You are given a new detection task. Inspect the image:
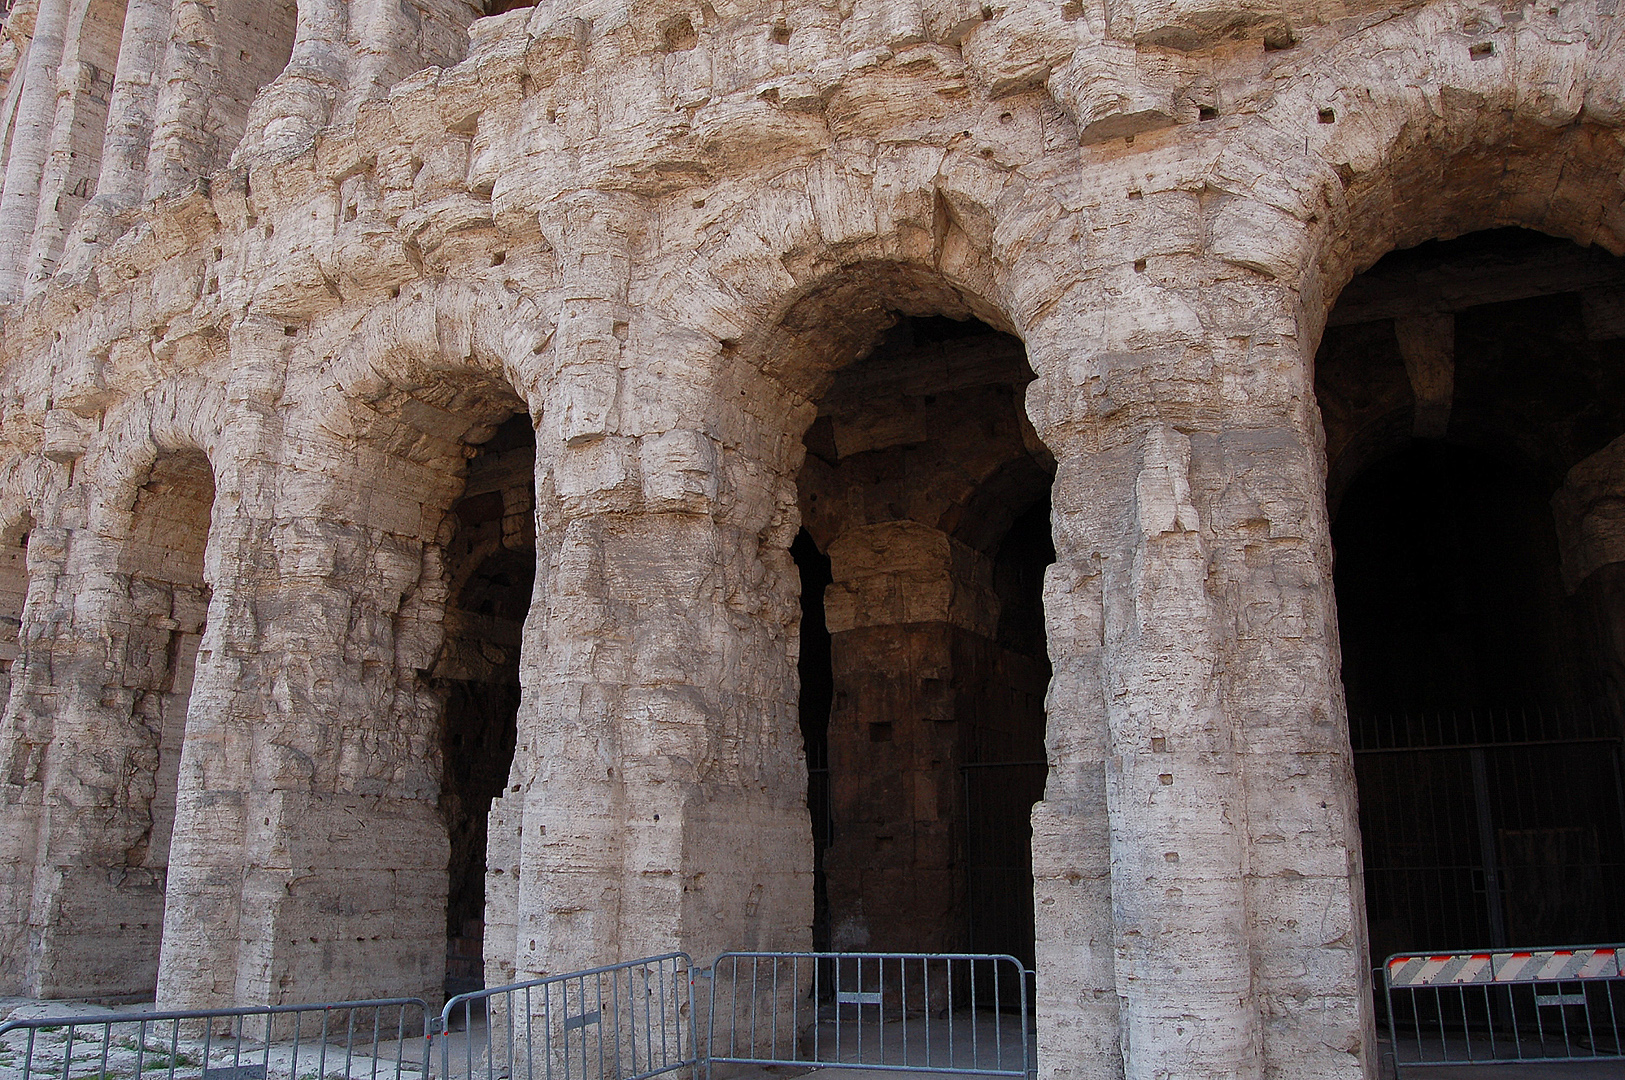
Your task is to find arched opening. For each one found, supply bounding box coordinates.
[118,448,215,993]
[0,518,31,713]
[1317,228,1625,959]
[432,411,533,996]
[212,0,297,164]
[793,302,1054,970]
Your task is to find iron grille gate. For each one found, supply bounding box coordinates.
[702,952,1035,1079]
[1352,709,1625,960]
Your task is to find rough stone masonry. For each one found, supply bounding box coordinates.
[0,0,1623,1078]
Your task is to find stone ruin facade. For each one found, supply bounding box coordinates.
[1,0,1625,1076]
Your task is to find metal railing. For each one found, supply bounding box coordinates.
[432,954,693,1080]
[703,952,1033,1078]
[1384,944,1625,1072]
[0,998,430,1080]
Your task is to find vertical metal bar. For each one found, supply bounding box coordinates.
[1533,983,1549,1058]
[1022,957,1033,1078]
[748,956,758,1062]
[614,962,625,1080]
[1509,984,1525,1061]
[345,1005,358,1078]
[134,1019,148,1079]
[877,954,885,1066]
[319,1008,332,1080]
[900,956,909,1068]
[1557,983,1574,1058]
[292,1009,304,1080]
[1457,985,1472,1062]
[969,957,979,1069]
[947,956,955,1071]
[811,955,822,1067]
[705,961,718,1080]
[1469,748,1507,948]
[788,956,799,1066]
[853,956,862,1065]
[593,973,605,1080]
[922,956,931,1068]
[994,957,1003,1071]
[769,954,779,1059]
[95,1024,110,1080]
[368,1005,381,1080]
[541,985,554,1080]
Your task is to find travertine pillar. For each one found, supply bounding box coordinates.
[819,520,995,954]
[499,198,812,978]
[24,0,128,293]
[55,0,171,274]
[1024,269,1371,1080]
[0,512,66,995]
[0,0,70,301]
[343,0,478,117]
[235,0,345,165]
[144,0,295,199]
[157,319,449,1007]
[506,428,813,979]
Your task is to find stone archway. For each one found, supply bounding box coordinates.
[1314,228,1625,961]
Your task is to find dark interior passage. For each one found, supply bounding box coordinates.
[795,311,1053,970]
[435,413,534,996]
[117,449,216,993]
[794,531,833,951]
[0,522,29,714]
[1333,443,1586,718]
[1318,229,1625,959]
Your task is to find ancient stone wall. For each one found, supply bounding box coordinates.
[0,1,1621,1078]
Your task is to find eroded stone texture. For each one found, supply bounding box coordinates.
[0,1,1621,1078]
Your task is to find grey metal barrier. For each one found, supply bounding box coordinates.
[0,998,431,1080]
[433,953,693,1080]
[703,952,1033,1078]
[1384,945,1624,1072]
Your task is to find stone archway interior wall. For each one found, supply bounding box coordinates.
[116,449,214,926]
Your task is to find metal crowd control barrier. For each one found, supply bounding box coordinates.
[0,998,431,1080]
[433,953,694,1080]
[703,952,1033,1078]
[1384,944,1625,1072]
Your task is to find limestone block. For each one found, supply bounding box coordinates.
[40,408,96,462]
[639,428,718,512]
[554,362,620,447]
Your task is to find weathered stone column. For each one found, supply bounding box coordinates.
[818,520,995,954]
[507,425,813,977]
[0,493,68,995]
[157,318,449,1007]
[233,0,346,166]
[499,194,811,980]
[0,0,70,301]
[54,0,171,276]
[343,0,476,118]
[1024,262,1371,1080]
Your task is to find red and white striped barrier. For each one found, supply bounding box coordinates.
[1387,947,1619,987]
